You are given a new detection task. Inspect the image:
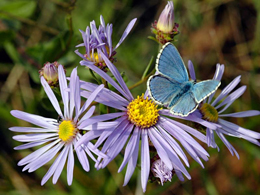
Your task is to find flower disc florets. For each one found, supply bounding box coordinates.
[127,94,160,128]
[58,120,78,143]
[199,103,219,123]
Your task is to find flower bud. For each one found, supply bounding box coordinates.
[151,159,172,185]
[157,1,174,33]
[39,62,59,87]
[150,1,179,44]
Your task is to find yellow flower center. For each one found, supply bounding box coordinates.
[199,103,219,123]
[89,52,103,63]
[58,120,78,143]
[127,94,160,128]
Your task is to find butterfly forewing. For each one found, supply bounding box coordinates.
[156,43,189,83]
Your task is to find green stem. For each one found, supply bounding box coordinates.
[89,69,101,84]
[128,71,155,90]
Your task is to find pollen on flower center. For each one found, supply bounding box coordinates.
[127,94,160,128]
[199,103,219,123]
[58,120,78,143]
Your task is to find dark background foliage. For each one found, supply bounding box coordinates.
[0,0,259,194]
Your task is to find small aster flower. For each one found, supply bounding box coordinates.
[39,61,60,87]
[167,62,260,158]
[75,15,137,71]
[10,65,114,185]
[77,53,209,192]
[151,158,172,185]
[151,1,179,44]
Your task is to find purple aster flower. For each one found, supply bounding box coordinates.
[9,65,115,185]
[75,15,137,71]
[164,62,260,158]
[76,53,209,192]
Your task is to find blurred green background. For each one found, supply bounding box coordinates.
[0,0,260,194]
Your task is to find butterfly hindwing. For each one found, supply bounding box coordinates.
[192,80,220,103]
[170,91,198,116]
[156,43,189,83]
[148,75,182,105]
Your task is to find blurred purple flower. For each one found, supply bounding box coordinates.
[76,54,209,192]
[151,159,172,185]
[75,15,137,71]
[165,62,260,159]
[9,65,113,185]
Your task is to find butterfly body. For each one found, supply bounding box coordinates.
[148,43,220,117]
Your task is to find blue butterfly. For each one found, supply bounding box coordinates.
[147,43,220,117]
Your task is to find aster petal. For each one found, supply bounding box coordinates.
[96,117,128,151]
[141,129,150,192]
[162,118,209,157]
[77,112,124,130]
[75,143,90,172]
[58,66,69,119]
[75,49,89,61]
[208,64,225,103]
[68,68,78,119]
[161,115,206,143]
[100,52,133,101]
[11,110,57,129]
[53,145,69,184]
[159,109,220,130]
[150,127,191,176]
[67,144,74,185]
[206,128,219,150]
[215,131,239,159]
[80,81,129,106]
[101,123,134,168]
[156,125,189,166]
[41,76,63,118]
[9,127,57,133]
[211,75,241,106]
[85,26,90,56]
[83,121,119,131]
[148,128,173,170]
[18,139,60,166]
[123,129,140,186]
[94,118,126,150]
[114,18,137,50]
[219,110,260,118]
[80,61,131,100]
[78,106,96,125]
[14,137,57,150]
[76,114,125,148]
[217,86,247,113]
[26,142,63,172]
[76,84,104,122]
[81,90,127,110]
[188,60,196,81]
[118,127,141,172]
[218,119,260,139]
[74,76,81,119]
[107,24,113,56]
[13,133,58,142]
[40,145,68,185]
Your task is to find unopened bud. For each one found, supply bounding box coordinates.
[157,1,174,33]
[39,62,59,87]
